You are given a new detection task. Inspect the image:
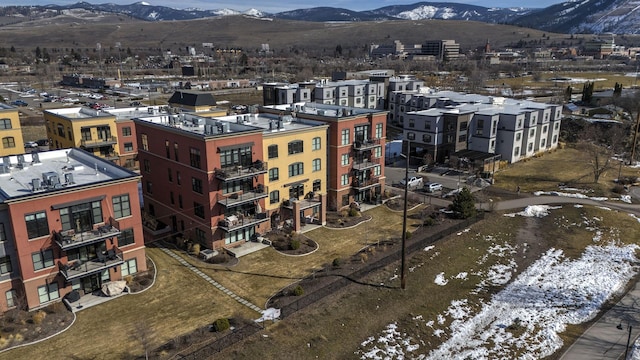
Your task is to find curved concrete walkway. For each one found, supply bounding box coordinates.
[158,247,262,313]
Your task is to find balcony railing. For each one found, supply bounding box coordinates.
[352,157,380,171]
[103,151,119,161]
[218,212,268,232]
[80,136,117,148]
[54,224,121,251]
[352,176,380,190]
[353,138,381,151]
[215,160,268,181]
[217,185,268,208]
[58,248,124,281]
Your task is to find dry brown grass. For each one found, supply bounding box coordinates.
[4,247,254,359]
[486,71,640,91]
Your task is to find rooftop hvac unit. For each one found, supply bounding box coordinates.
[17,154,25,165]
[31,178,42,191]
[64,172,74,185]
[0,164,9,174]
[2,156,10,167]
[236,116,243,124]
[42,172,60,187]
[31,152,40,164]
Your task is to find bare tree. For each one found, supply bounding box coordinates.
[133,321,154,360]
[578,123,621,183]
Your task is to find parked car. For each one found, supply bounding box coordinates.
[35,139,49,146]
[424,182,443,193]
[24,141,38,148]
[400,176,423,188]
[11,100,28,107]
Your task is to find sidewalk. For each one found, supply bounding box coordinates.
[561,278,640,360]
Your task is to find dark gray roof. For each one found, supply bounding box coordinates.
[168,91,216,107]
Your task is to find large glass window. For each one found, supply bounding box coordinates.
[112,195,131,219]
[121,259,137,276]
[312,158,321,172]
[192,177,203,194]
[5,290,16,308]
[270,190,279,204]
[2,137,15,148]
[25,211,49,239]
[60,201,103,231]
[269,168,279,181]
[341,129,350,145]
[313,180,321,192]
[0,119,12,129]
[141,134,148,150]
[288,140,304,155]
[32,249,54,271]
[341,154,349,166]
[376,123,383,139]
[0,256,12,275]
[37,282,59,304]
[288,162,304,177]
[341,174,349,186]
[190,147,201,169]
[174,142,179,162]
[122,127,132,136]
[220,146,252,168]
[268,145,278,159]
[312,137,321,150]
[118,228,135,247]
[124,142,133,152]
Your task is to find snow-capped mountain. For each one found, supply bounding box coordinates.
[1,0,640,34]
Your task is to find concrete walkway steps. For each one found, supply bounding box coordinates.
[158,247,262,313]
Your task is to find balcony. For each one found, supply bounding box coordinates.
[352,157,380,171]
[58,248,124,281]
[103,151,119,161]
[217,185,268,208]
[218,212,268,232]
[80,136,117,149]
[352,176,380,190]
[54,224,121,251]
[215,160,268,181]
[353,138,381,151]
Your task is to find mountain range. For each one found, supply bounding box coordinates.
[0,0,639,34]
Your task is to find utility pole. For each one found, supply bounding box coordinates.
[400,140,409,290]
[630,111,640,166]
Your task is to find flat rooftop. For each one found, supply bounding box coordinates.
[266,102,383,118]
[0,104,15,111]
[44,107,113,120]
[0,148,138,202]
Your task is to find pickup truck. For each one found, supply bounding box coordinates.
[400,176,423,188]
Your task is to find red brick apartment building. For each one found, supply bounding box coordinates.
[0,149,146,311]
[262,103,388,211]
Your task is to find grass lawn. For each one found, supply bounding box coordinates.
[493,146,640,197]
[216,205,640,359]
[4,247,254,360]
[486,71,640,91]
[170,205,425,310]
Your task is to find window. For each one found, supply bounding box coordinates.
[288,140,304,155]
[268,145,278,159]
[528,143,533,152]
[174,142,179,162]
[141,134,148,151]
[178,194,183,209]
[288,162,304,177]
[424,122,431,130]
[342,194,350,206]
[143,159,150,173]
[165,140,170,158]
[313,180,321,192]
[0,223,6,242]
[148,204,155,217]
[190,148,201,169]
[553,135,558,144]
[25,211,49,239]
[0,119,11,129]
[529,129,535,137]
[124,142,133,152]
[32,249,54,271]
[122,127,132,136]
[554,122,559,130]
[341,174,349,186]
[2,137,15,148]
[422,134,432,143]
[60,201,103,231]
[514,147,520,156]
[341,129,350,145]
[194,202,205,218]
[312,137,321,150]
[120,258,137,276]
[113,194,131,219]
[312,158,321,172]
[374,147,381,158]
[192,177,203,194]
[270,190,280,204]
[289,184,304,199]
[341,154,349,166]
[407,132,415,140]
[170,191,174,205]
[269,168,279,181]
[58,124,65,138]
[516,133,521,141]
[542,125,548,134]
[220,146,252,168]
[408,119,415,128]
[376,123,383,139]
[476,119,484,136]
[458,134,467,142]
[459,121,468,131]
[167,168,173,182]
[118,228,135,247]
[5,290,16,308]
[37,282,59,304]
[146,181,153,194]
[374,165,381,176]
[177,171,181,185]
[0,256,12,275]
[195,228,206,243]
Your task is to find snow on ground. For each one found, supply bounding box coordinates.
[534,191,608,201]
[503,205,562,218]
[255,308,280,323]
[359,206,640,359]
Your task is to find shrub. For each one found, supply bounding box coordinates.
[212,318,230,332]
[293,285,304,296]
[124,275,134,285]
[612,184,625,194]
[424,217,436,226]
[332,258,342,267]
[359,252,368,263]
[290,239,300,250]
[349,208,361,217]
[191,243,200,256]
[340,209,349,218]
[405,231,412,239]
[31,310,46,325]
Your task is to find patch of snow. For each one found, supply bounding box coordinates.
[435,272,448,286]
[534,191,608,201]
[255,308,280,323]
[504,205,562,218]
[457,228,471,235]
[424,245,435,252]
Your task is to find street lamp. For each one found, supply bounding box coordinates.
[617,321,633,359]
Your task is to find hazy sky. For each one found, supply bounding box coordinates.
[6,0,565,13]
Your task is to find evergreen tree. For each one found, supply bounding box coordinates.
[449,188,476,219]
